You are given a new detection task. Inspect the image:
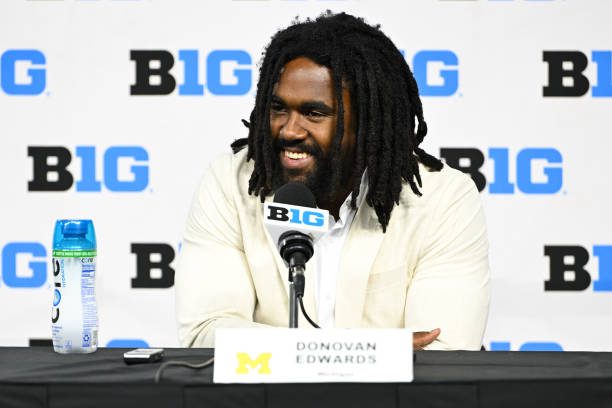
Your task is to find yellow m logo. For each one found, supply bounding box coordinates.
[235,352,272,374]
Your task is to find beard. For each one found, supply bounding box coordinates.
[271,138,349,208]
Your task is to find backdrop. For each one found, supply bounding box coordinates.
[1,0,610,351]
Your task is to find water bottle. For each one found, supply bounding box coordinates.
[51,219,98,354]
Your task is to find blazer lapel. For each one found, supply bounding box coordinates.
[335,202,385,328]
[260,195,290,296]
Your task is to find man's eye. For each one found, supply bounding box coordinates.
[270,103,285,112]
[306,111,325,118]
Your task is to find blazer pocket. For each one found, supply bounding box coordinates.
[366,263,409,293]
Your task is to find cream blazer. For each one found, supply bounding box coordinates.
[176,149,490,350]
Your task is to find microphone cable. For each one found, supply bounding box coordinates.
[154,356,215,383]
[298,296,320,329]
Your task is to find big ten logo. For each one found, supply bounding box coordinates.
[131,243,178,288]
[544,245,612,292]
[27,146,149,192]
[266,205,325,227]
[106,339,149,348]
[130,50,251,96]
[130,49,459,97]
[0,50,46,95]
[408,50,459,97]
[235,352,272,374]
[1,242,47,288]
[543,51,612,97]
[440,147,563,194]
[489,342,563,352]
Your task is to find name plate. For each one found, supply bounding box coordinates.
[213,328,413,383]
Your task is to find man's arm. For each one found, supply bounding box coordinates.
[404,171,490,350]
[175,154,267,348]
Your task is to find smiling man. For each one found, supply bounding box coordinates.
[176,12,490,350]
[269,56,356,220]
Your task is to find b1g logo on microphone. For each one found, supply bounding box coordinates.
[1,242,47,288]
[130,49,252,96]
[264,203,329,246]
[1,50,46,95]
[266,205,326,227]
[440,147,563,194]
[545,245,612,292]
[543,51,612,97]
[28,146,149,192]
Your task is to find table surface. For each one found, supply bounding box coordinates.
[2,348,612,408]
[2,347,612,384]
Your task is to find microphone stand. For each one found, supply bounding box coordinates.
[278,231,311,329]
[288,264,305,328]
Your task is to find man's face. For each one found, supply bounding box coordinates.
[269,57,355,205]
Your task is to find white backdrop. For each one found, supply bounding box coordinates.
[1,0,611,351]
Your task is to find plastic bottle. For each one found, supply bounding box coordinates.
[51,219,98,354]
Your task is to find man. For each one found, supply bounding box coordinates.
[176,12,490,350]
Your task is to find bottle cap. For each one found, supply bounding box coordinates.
[53,219,97,249]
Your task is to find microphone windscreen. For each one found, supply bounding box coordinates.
[273,182,317,208]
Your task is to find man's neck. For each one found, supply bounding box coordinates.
[319,186,353,221]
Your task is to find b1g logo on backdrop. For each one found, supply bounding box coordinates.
[130,50,252,96]
[0,50,46,95]
[440,147,563,194]
[27,146,149,192]
[1,242,47,288]
[489,341,563,352]
[545,245,612,292]
[131,243,177,289]
[543,51,612,97]
[1,242,179,289]
[129,49,459,97]
[411,50,458,97]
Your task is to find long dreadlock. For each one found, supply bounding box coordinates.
[232,11,443,232]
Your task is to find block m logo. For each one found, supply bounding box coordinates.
[235,352,272,374]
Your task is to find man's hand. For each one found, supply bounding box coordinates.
[413,328,441,350]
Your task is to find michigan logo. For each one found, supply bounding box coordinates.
[235,352,272,374]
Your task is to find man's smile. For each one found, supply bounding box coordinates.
[280,149,315,170]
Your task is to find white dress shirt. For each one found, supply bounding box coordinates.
[314,175,367,328]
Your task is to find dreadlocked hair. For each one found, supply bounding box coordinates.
[241,11,443,232]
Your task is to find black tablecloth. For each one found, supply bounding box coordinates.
[1,347,612,408]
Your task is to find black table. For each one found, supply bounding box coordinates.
[1,347,612,408]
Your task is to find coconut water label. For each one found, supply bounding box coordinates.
[52,250,98,353]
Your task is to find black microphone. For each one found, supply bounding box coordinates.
[263,183,330,285]
[273,183,317,277]
[263,183,329,327]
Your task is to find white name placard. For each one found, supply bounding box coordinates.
[213,328,413,383]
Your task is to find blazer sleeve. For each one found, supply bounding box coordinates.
[175,154,267,348]
[404,171,490,350]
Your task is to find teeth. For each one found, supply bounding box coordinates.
[284,151,310,160]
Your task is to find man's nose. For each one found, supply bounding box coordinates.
[279,112,306,140]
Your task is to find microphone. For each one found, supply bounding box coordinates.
[263,183,329,274]
[263,183,328,310]
[264,183,328,328]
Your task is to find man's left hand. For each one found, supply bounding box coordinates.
[413,328,441,350]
